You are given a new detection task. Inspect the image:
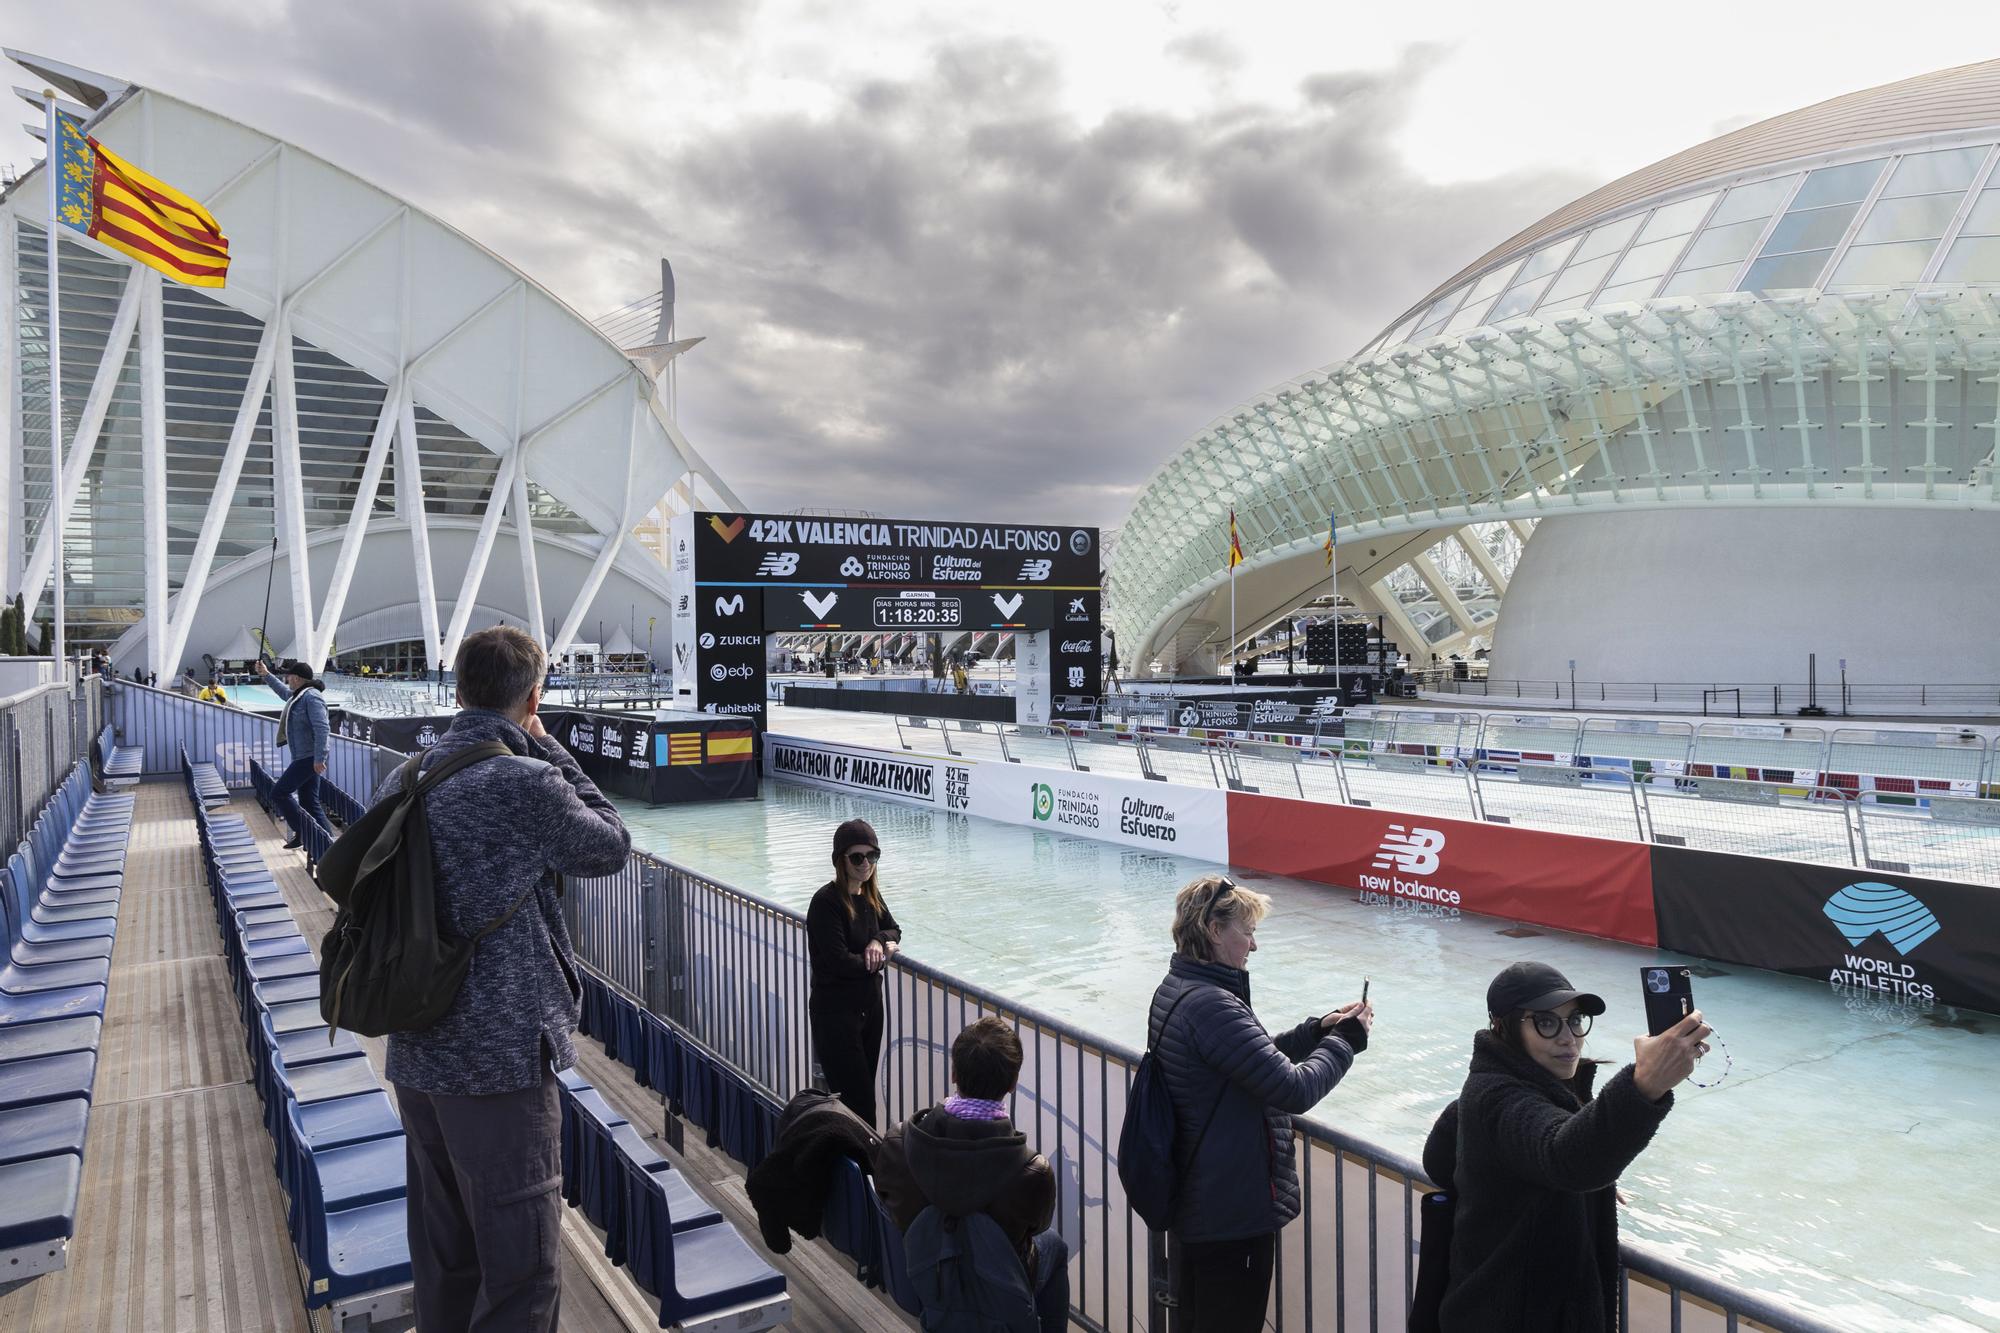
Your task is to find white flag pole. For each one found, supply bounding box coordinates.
[1228,513,1237,677]
[43,90,66,667]
[1330,520,1340,687]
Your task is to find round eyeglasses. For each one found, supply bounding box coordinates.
[1526,1010,1593,1039]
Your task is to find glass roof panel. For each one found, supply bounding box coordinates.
[1595,278,1661,305]
[1572,214,1644,263]
[1935,235,2000,281]
[1880,146,1988,198]
[1658,261,1742,297]
[1708,176,1796,226]
[1488,275,1553,321]
[1853,192,1962,244]
[1789,159,1885,210]
[1739,249,1833,292]
[1678,218,1767,269]
[1637,192,1717,244]
[1959,188,2000,236]
[1761,202,1861,255]
[1464,257,1524,304]
[1515,237,1577,283]
[1608,234,1688,286]
[1826,239,1937,287]
[1537,253,1616,310]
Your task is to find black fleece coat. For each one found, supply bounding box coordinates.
[746,1088,882,1253]
[1422,1032,1673,1333]
[873,1106,1056,1279]
[1146,954,1363,1243]
[806,880,902,1007]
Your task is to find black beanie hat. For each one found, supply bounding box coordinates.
[832,818,880,868]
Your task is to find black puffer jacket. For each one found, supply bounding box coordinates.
[1146,954,1361,1243]
[1426,1032,1672,1333]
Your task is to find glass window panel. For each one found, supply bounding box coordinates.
[1637,193,1716,245]
[1464,258,1524,304]
[1709,176,1796,226]
[1659,262,1747,297]
[1762,202,1861,255]
[1445,296,1498,333]
[1789,159,1885,211]
[1419,289,1463,325]
[1595,278,1662,305]
[1488,275,1553,321]
[1607,234,1687,286]
[1880,146,1987,198]
[1538,253,1617,309]
[1679,218,1768,269]
[1738,249,1833,292]
[1515,238,1576,283]
[1827,240,1938,287]
[1853,192,1963,244]
[1960,188,2000,236]
[1572,215,1644,263]
[1935,235,2000,282]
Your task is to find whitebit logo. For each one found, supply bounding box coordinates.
[992,592,1025,619]
[839,557,865,577]
[756,552,801,577]
[714,594,745,617]
[1371,825,1445,876]
[698,633,715,650]
[1018,559,1052,582]
[803,590,840,619]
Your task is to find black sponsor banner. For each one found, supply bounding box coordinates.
[695,512,1100,588]
[1650,846,2000,1015]
[783,685,1016,723]
[329,709,453,753]
[541,708,757,804]
[1051,594,1102,708]
[696,585,766,726]
[1160,687,1362,733]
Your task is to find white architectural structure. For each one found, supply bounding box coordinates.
[0,51,740,677]
[1111,60,2000,682]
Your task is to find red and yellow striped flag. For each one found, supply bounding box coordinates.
[707,730,755,764]
[54,110,229,288]
[1227,509,1244,569]
[664,733,702,766]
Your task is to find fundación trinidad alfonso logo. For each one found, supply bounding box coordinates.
[708,514,746,543]
[1371,824,1446,877]
[1822,882,1941,955]
[1031,783,1054,821]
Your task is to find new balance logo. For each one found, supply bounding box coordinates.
[757,552,801,577]
[1018,559,1052,582]
[1823,883,1941,955]
[714,595,745,616]
[1371,825,1445,876]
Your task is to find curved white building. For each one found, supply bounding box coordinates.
[1111,60,2000,683]
[0,51,740,676]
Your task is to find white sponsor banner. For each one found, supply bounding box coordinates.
[766,734,1228,861]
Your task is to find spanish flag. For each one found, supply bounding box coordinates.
[53,111,229,288]
[1227,509,1244,569]
[707,730,755,764]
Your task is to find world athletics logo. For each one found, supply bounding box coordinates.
[1821,882,1941,956]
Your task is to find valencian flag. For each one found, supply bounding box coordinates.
[53,110,229,288]
[1324,512,1337,567]
[663,732,702,767]
[1227,509,1244,569]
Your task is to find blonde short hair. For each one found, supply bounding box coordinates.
[1172,875,1272,961]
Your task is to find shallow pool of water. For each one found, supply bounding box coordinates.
[614,781,2000,1331]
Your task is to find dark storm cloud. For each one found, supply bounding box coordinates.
[1,9,1592,528]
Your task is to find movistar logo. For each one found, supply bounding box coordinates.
[1823,882,1941,956]
[1031,783,1053,821]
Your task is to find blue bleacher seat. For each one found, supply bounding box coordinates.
[0,1016,100,1064]
[821,1154,879,1283]
[626,1163,788,1328]
[0,1153,82,1260]
[870,1176,924,1316]
[0,1051,98,1110]
[0,1099,89,1166]
[0,956,112,993]
[0,985,106,1027]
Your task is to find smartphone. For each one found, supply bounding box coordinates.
[1642,966,1694,1036]
[1361,978,1370,1006]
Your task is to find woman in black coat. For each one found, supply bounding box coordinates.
[806,818,901,1126]
[1148,875,1371,1333]
[1422,962,1710,1333]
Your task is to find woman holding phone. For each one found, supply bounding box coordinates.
[1422,961,1710,1332]
[807,819,901,1126]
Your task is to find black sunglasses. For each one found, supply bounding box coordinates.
[1525,1010,1592,1039]
[845,849,881,866]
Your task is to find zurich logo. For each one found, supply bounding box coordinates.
[1823,882,1941,956]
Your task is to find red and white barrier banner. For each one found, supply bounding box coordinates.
[1226,792,1658,946]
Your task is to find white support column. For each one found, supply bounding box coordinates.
[139,271,168,679]
[441,448,520,665]
[551,395,641,656]
[307,377,400,665]
[1,217,17,597]
[17,269,141,617]
[397,393,443,672]
[269,315,315,656]
[511,456,545,648]
[159,320,280,676]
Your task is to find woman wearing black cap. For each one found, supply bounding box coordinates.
[1420,961,1710,1332]
[807,818,901,1126]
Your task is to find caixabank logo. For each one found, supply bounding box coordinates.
[1821,882,1942,1003]
[1357,824,1461,912]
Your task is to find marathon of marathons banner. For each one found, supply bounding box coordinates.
[765,731,2000,1016]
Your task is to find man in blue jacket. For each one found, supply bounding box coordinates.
[255,657,330,848]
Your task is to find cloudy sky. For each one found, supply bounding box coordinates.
[3,1,1988,527]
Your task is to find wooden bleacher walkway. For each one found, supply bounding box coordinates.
[0,778,905,1331]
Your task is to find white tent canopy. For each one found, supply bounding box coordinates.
[214,626,265,662]
[602,624,638,657]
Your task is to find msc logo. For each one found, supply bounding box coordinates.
[714,594,746,617]
[1031,783,1054,821]
[839,557,865,577]
[757,552,801,577]
[698,633,716,650]
[1018,559,1052,582]
[1823,882,1941,955]
[708,515,746,543]
[1371,825,1445,876]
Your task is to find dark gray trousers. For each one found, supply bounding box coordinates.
[396,1066,562,1332]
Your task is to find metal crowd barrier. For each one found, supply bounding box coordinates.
[0,671,97,855]
[563,852,1840,1333]
[105,680,404,802]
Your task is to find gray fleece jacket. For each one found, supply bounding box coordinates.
[374,707,631,1095]
[265,674,331,765]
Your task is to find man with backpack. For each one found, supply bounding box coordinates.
[873,1017,1068,1333]
[371,626,631,1332]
